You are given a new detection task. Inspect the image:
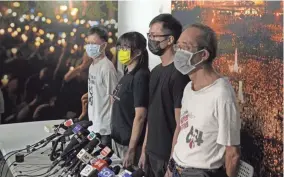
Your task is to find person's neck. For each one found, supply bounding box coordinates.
[92,53,105,64]
[127,60,138,73]
[160,48,174,66]
[189,66,220,91]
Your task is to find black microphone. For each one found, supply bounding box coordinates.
[76,133,101,165]
[110,165,121,175]
[45,133,59,142]
[61,136,89,159]
[63,120,93,136]
[61,121,93,157]
[84,133,101,152]
[132,168,145,177]
[50,137,89,170]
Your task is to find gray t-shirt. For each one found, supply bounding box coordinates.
[87,57,118,135]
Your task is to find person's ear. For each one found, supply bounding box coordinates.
[201,49,210,62]
[101,42,107,51]
[167,36,175,46]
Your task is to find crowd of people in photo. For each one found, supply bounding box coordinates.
[0,11,282,177]
[213,55,283,177]
[0,21,118,124]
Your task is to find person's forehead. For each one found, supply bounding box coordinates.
[118,39,131,47]
[178,27,202,45]
[87,34,104,44]
[149,22,164,33]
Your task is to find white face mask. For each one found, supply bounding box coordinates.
[174,49,205,75]
[86,44,101,59]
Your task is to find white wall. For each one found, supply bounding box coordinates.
[117,0,171,73]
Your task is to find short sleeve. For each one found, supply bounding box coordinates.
[216,101,241,146]
[103,68,118,95]
[133,70,150,108]
[0,89,4,113]
[172,73,190,108]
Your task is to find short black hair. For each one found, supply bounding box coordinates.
[88,26,108,42]
[189,23,218,64]
[149,13,182,43]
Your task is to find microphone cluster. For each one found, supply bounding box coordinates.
[5,119,145,177]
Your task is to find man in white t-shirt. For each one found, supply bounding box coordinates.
[168,23,241,177]
[82,26,118,148]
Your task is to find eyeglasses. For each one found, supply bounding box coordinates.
[147,33,172,39]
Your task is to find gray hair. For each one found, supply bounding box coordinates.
[186,23,218,64]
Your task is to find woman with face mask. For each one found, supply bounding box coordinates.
[111,32,150,168]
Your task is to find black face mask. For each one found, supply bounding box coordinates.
[148,39,168,56]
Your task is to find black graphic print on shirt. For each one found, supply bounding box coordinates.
[88,74,96,106]
[186,126,204,149]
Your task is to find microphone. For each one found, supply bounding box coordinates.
[109,165,121,175]
[100,146,114,158]
[131,169,145,177]
[45,119,75,134]
[76,133,101,164]
[80,164,95,177]
[61,136,89,159]
[92,158,112,172]
[117,168,144,177]
[80,158,113,177]
[61,122,93,157]
[45,133,59,142]
[63,120,93,136]
[87,131,101,141]
[84,132,101,152]
[50,137,89,171]
[76,149,94,164]
[63,118,76,127]
[98,167,115,177]
[117,169,132,177]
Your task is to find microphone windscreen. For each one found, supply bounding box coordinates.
[64,120,93,136]
[112,166,121,175]
[85,138,100,152]
[61,136,79,157]
[131,169,145,177]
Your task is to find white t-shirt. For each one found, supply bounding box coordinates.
[173,77,241,169]
[88,57,118,135]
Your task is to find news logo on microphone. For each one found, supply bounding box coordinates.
[80,164,95,177]
[64,119,74,127]
[87,131,97,141]
[117,170,132,177]
[98,167,115,177]
[77,149,93,164]
[92,159,108,171]
[72,124,82,134]
[100,146,113,157]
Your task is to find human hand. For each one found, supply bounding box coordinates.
[81,93,88,102]
[80,52,92,70]
[164,167,172,177]
[138,151,146,170]
[123,148,135,168]
[81,99,88,115]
